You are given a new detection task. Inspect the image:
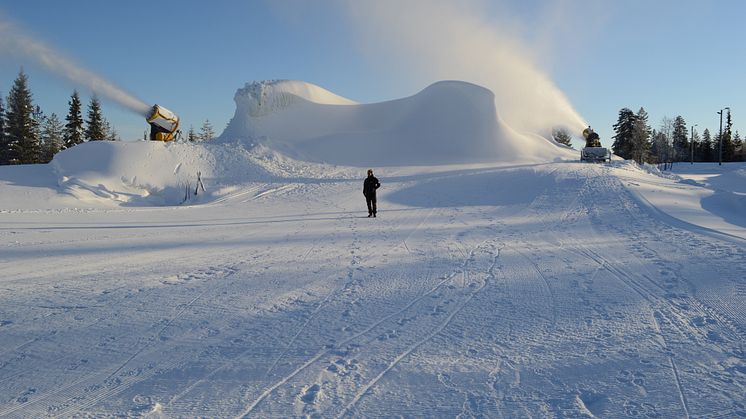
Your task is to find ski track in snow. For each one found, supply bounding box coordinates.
[1,161,745,417]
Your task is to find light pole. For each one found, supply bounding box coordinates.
[718,107,730,166]
[690,124,697,164]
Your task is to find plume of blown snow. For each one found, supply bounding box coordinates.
[0,17,151,116]
[336,0,588,136]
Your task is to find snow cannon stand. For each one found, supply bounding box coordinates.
[580,127,611,163]
[147,104,180,142]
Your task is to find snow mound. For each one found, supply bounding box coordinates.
[51,141,269,206]
[220,80,575,166]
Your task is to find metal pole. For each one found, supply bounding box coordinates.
[690,124,697,164]
[718,110,723,166]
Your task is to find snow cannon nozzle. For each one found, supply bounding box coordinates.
[582,126,601,148]
[146,104,180,142]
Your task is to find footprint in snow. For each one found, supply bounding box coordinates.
[301,384,321,405]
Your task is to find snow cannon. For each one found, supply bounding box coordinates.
[580,126,611,163]
[146,105,180,141]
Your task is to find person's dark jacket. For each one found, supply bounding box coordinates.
[363,175,380,197]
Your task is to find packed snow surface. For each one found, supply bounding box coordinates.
[1,81,745,417]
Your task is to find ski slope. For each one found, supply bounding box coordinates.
[1,80,745,417]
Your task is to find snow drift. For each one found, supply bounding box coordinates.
[220,80,575,166]
[50,140,270,206]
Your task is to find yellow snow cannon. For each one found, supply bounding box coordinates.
[580,126,611,163]
[146,104,180,141]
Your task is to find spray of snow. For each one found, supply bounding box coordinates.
[335,0,588,136]
[0,18,151,116]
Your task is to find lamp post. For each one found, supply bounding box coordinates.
[690,124,697,164]
[718,107,730,166]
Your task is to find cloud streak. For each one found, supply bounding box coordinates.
[0,18,151,116]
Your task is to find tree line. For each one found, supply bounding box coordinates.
[0,69,120,165]
[553,108,743,166]
[0,69,217,166]
[611,107,743,166]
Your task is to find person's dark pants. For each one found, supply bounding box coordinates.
[365,194,377,215]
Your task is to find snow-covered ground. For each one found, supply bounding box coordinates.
[1,81,745,417]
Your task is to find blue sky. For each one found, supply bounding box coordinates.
[1,0,744,148]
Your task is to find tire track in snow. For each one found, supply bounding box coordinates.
[524,164,697,416]
[236,203,439,417]
[570,237,693,418]
[336,245,500,418]
[590,168,746,353]
[236,203,488,417]
[26,267,243,418]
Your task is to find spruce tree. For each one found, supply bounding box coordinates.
[33,106,46,163]
[672,116,688,162]
[649,130,667,165]
[84,95,106,141]
[689,130,702,161]
[199,119,215,141]
[700,129,713,162]
[5,69,41,164]
[631,107,651,164]
[733,131,743,162]
[63,90,84,149]
[0,95,7,165]
[552,128,572,146]
[722,109,735,161]
[612,108,636,160]
[657,117,675,167]
[102,118,119,141]
[40,113,64,163]
[187,125,198,142]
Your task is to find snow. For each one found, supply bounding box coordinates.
[220,80,577,166]
[618,162,746,241]
[1,80,745,417]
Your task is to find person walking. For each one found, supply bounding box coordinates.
[363,169,381,217]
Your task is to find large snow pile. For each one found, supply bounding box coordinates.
[19,79,578,207]
[220,80,576,166]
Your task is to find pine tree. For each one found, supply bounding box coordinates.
[700,128,713,162]
[552,128,572,146]
[657,117,675,167]
[63,90,84,149]
[32,105,45,155]
[671,116,688,162]
[199,119,215,141]
[107,121,119,141]
[187,125,198,142]
[650,130,668,165]
[631,107,651,164]
[5,69,41,164]
[102,118,119,141]
[84,95,106,141]
[612,108,636,160]
[40,113,64,163]
[690,130,702,161]
[733,131,743,162]
[722,109,735,161]
[0,95,7,165]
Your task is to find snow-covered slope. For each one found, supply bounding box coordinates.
[1,159,745,417]
[220,80,575,166]
[2,80,745,417]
